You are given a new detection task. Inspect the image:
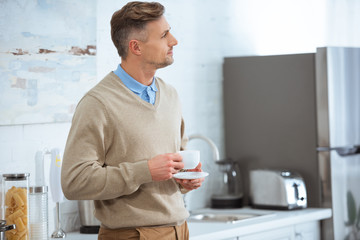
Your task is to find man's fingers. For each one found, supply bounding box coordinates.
[171,153,182,161]
[195,162,202,169]
[173,161,184,170]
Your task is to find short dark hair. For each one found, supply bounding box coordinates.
[110,1,165,58]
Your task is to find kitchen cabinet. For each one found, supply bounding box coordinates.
[188,208,330,240]
[294,222,319,240]
[239,225,293,240]
[238,221,319,240]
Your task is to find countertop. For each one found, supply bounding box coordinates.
[188,207,331,240]
[65,207,332,240]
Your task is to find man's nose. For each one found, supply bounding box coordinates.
[169,33,178,46]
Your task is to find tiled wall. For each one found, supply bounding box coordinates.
[0,0,336,233]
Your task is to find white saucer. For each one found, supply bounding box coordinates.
[173,172,209,179]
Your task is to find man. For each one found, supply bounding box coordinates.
[61,1,204,239]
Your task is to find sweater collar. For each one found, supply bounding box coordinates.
[113,64,158,94]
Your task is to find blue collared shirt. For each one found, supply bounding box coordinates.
[113,64,157,105]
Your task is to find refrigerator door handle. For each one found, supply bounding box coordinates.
[317,145,360,157]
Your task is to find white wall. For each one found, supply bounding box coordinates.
[95,0,328,210]
[1,0,360,234]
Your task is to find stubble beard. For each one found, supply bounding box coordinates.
[151,56,174,69]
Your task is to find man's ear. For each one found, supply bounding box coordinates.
[129,40,141,56]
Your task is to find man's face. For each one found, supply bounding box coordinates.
[140,16,178,69]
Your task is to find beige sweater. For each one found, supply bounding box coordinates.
[61,72,189,229]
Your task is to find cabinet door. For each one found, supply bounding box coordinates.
[239,226,294,240]
[294,221,320,240]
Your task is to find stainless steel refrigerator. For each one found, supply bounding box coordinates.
[223,47,360,240]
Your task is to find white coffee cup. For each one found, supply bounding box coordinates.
[178,150,200,169]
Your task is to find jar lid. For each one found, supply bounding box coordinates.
[2,173,30,180]
[29,186,48,193]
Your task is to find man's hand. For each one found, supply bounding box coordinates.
[148,153,184,181]
[175,162,205,190]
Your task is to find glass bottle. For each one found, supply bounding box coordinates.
[29,186,48,240]
[2,173,30,240]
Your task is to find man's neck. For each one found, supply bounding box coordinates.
[120,60,155,86]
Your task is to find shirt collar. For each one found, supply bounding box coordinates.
[113,64,158,94]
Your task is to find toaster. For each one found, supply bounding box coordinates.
[249,169,307,210]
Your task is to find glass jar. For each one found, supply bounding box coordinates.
[29,186,48,240]
[2,173,30,240]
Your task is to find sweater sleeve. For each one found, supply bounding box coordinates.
[61,95,153,200]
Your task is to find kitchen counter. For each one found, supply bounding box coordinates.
[188,207,331,240]
[65,207,331,240]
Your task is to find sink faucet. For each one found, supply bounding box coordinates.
[184,134,220,212]
[188,134,220,163]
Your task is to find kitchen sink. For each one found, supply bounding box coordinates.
[187,210,275,224]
